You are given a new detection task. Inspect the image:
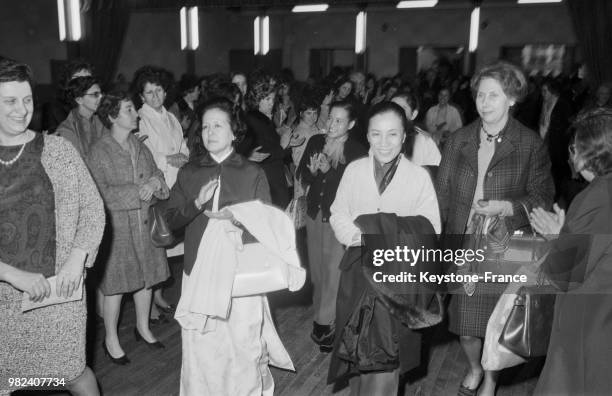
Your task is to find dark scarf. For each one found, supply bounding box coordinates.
[374,154,402,194]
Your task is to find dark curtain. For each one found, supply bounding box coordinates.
[566,0,612,86]
[81,0,130,89]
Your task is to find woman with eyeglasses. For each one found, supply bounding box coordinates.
[56,76,107,158]
[530,108,612,396]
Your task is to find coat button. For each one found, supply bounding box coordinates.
[487,172,493,177]
[144,219,148,225]
[139,173,144,178]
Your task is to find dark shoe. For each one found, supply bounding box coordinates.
[311,322,334,353]
[102,341,130,365]
[155,303,176,314]
[149,313,170,326]
[134,328,165,349]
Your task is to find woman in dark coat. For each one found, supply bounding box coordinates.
[436,62,554,396]
[88,91,170,364]
[242,76,295,209]
[531,108,612,396]
[297,100,366,351]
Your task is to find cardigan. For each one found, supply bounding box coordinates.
[0,135,105,303]
[330,153,441,247]
[296,134,367,222]
[436,117,554,235]
[160,151,271,275]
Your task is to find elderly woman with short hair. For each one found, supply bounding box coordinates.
[436,62,554,396]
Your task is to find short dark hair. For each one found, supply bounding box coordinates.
[246,76,275,111]
[391,91,421,114]
[366,101,416,158]
[189,97,246,159]
[470,61,527,102]
[60,59,93,87]
[0,58,33,86]
[66,76,99,106]
[329,100,357,122]
[573,107,612,177]
[97,91,131,129]
[132,65,168,96]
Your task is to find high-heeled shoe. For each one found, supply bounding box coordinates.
[134,328,165,349]
[102,341,130,365]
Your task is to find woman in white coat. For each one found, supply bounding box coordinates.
[133,66,189,316]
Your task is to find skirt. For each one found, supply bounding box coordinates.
[0,292,87,393]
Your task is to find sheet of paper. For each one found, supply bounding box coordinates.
[21,275,83,312]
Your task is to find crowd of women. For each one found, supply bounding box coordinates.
[1,54,612,396]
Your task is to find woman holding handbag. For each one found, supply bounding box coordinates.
[436,62,554,396]
[531,108,612,396]
[161,97,301,395]
[89,91,170,364]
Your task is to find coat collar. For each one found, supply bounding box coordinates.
[197,150,244,167]
[459,117,520,173]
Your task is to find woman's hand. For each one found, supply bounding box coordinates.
[139,182,156,201]
[322,90,334,107]
[472,200,513,217]
[195,178,219,209]
[167,153,188,168]
[307,154,319,175]
[318,153,331,173]
[7,268,51,302]
[248,146,271,163]
[56,249,86,298]
[530,204,565,240]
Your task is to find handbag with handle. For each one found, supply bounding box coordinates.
[149,204,175,248]
[499,273,556,358]
[231,242,289,297]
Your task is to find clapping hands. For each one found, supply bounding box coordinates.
[530,204,565,240]
[308,152,331,175]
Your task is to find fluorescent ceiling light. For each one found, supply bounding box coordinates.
[262,16,269,55]
[180,6,198,50]
[355,11,367,55]
[292,4,329,13]
[469,6,480,52]
[397,0,438,9]
[57,0,81,41]
[254,16,260,55]
[518,0,562,3]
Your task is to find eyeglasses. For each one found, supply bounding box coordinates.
[84,92,103,99]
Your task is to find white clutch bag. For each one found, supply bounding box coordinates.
[232,242,289,297]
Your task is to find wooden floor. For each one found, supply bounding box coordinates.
[30,257,542,396]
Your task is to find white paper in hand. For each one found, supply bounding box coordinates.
[21,275,83,312]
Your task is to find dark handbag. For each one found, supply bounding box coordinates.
[149,204,175,248]
[499,277,556,358]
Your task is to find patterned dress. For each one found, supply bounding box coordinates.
[0,134,90,393]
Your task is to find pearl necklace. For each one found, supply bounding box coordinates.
[0,142,26,166]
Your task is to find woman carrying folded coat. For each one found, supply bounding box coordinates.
[329,101,441,395]
[161,97,305,395]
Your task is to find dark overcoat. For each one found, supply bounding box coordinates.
[535,173,612,396]
[88,133,170,295]
[160,151,271,275]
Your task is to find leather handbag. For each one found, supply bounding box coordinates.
[499,276,556,358]
[232,242,289,297]
[149,204,175,248]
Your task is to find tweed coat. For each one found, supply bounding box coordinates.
[436,117,554,236]
[437,117,555,336]
[87,133,170,295]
